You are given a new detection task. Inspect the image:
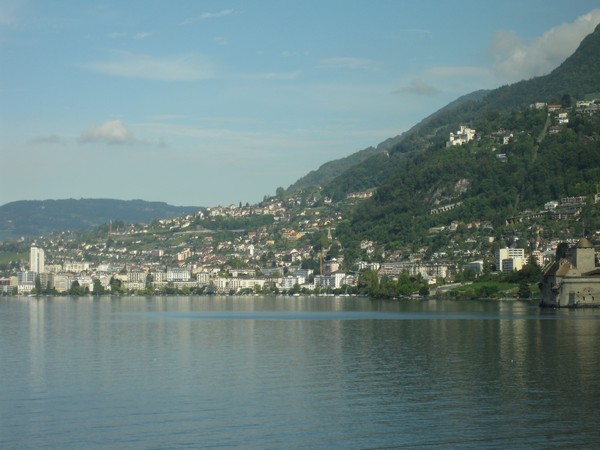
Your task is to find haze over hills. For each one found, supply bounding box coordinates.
[0,199,200,238]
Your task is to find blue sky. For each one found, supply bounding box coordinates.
[2,1,600,207]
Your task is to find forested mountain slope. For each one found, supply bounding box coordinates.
[324,23,600,201]
[333,23,600,249]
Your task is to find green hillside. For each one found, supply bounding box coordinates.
[337,108,600,249]
[333,23,600,250]
[324,23,600,201]
[285,134,404,194]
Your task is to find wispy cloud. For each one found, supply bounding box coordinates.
[426,66,489,78]
[214,36,228,46]
[107,31,152,40]
[318,57,378,70]
[391,79,439,96]
[489,9,600,81]
[134,31,151,40]
[246,71,301,81]
[200,9,234,19]
[80,120,137,145]
[84,50,215,81]
[182,9,236,25]
[30,134,65,145]
[107,31,126,39]
[398,28,432,39]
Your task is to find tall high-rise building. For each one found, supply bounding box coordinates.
[30,246,45,274]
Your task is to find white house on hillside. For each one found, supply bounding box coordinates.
[447,125,476,147]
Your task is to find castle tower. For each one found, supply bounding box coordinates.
[573,238,596,274]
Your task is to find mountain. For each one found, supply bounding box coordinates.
[286,90,490,196]
[285,134,404,194]
[0,199,201,238]
[329,23,600,248]
[323,23,600,201]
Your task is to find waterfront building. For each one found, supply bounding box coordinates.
[540,238,600,307]
[314,272,347,289]
[39,272,55,290]
[167,267,191,282]
[281,275,306,290]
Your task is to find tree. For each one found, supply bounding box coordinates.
[69,280,84,296]
[556,242,570,260]
[92,278,105,296]
[145,273,153,290]
[34,275,42,295]
[396,272,413,297]
[357,269,379,296]
[109,276,122,294]
[518,280,531,299]
[418,284,430,297]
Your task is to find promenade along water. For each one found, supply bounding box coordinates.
[1,296,599,449]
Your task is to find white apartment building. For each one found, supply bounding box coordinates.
[281,275,306,290]
[496,248,526,273]
[314,273,347,289]
[167,267,191,282]
[212,277,266,293]
[30,246,45,274]
[63,261,90,272]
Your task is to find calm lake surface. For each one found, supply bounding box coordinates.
[1,296,599,449]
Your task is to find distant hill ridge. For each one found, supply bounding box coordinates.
[285,134,404,194]
[0,198,201,237]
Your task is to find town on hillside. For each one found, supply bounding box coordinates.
[2,99,600,302]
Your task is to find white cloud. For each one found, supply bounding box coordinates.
[80,120,136,145]
[199,9,234,19]
[489,9,600,81]
[318,57,378,70]
[182,9,235,24]
[84,50,215,81]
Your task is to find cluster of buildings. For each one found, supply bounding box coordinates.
[0,239,357,295]
[507,196,595,225]
[446,125,476,147]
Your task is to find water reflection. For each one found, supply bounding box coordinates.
[1,296,599,448]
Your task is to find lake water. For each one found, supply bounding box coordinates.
[1,296,599,449]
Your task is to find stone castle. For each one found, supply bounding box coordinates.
[540,238,600,307]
